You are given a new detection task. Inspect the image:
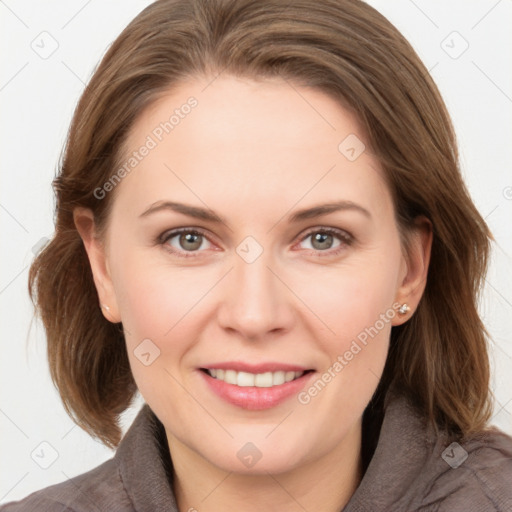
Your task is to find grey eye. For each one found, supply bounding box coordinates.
[179,232,203,250]
[300,231,343,251]
[310,232,335,250]
[165,231,211,252]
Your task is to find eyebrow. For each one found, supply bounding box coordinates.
[139,200,371,225]
[288,201,371,222]
[139,201,228,223]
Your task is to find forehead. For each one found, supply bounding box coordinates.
[113,75,392,224]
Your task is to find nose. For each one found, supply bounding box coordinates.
[217,249,296,341]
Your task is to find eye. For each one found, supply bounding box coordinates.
[296,227,352,257]
[159,228,214,258]
[158,226,353,259]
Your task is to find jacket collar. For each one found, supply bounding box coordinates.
[116,405,179,511]
[343,389,443,511]
[115,389,441,511]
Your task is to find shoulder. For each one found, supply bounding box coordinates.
[0,456,134,512]
[353,390,512,512]
[421,426,512,511]
[0,404,170,512]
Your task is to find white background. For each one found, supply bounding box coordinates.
[1,0,511,504]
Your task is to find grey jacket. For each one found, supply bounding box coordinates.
[2,392,511,511]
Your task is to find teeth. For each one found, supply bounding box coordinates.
[285,371,296,383]
[238,371,257,387]
[224,369,237,385]
[206,369,305,387]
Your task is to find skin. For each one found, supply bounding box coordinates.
[75,75,432,512]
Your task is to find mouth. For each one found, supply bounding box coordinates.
[198,364,315,410]
[200,368,311,387]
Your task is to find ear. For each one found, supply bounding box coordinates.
[392,216,433,326]
[73,207,121,323]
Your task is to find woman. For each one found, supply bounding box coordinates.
[2,0,511,510]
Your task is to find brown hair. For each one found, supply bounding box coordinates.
[29,0,493,448]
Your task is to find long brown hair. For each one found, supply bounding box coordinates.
[29,0,493,448]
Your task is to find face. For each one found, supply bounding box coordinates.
[83,75,417,475]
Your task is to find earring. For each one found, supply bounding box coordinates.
[101,303,110,312]
[398,303,410,315]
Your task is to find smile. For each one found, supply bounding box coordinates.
[198,365,315,410]
[204,369,306,387]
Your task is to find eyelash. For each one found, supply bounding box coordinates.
[157,227,353,259]
[297,227,353,257]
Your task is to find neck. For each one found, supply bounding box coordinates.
[167,420,363,512]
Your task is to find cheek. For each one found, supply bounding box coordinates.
[289,248,400,417]
[292,256,400,348]
[111,249,211,338]
[112,238,401,356]
[293,270,395,432]
[112,255,210,409]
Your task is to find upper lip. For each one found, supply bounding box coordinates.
[200,361,313,373]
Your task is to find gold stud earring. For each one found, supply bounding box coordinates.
[398,303,410,315]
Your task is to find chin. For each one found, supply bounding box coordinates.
[196,434,312,476]
[217,450,305,476]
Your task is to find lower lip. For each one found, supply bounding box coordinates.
[199,370,314,410]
